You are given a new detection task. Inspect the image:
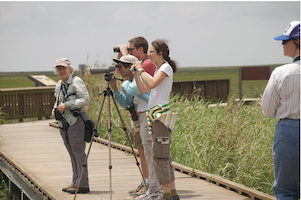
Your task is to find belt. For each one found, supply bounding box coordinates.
[281,118,300,121]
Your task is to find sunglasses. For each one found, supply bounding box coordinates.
[115,64,121,68]
[282,40,291,45]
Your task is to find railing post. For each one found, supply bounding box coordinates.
[79,64,86,78]
[239,67,242,100]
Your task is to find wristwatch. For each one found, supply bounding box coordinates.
[138,69,145,75]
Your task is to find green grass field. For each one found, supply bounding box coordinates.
[0,71,60,88]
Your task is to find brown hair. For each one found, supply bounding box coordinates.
[293,39,300,49]
[152,39,178,73]
[128,37,148,54]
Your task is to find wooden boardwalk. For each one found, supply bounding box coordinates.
[0,120,274,200]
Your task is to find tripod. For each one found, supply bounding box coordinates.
[73,73,145,200]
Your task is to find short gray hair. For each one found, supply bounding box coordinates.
[53,65,75,75]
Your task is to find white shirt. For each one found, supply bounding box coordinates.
[148,62,173,109]
[261,60,300,119]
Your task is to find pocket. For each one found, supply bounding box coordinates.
[280,121,300,148]
[153,137,170,159]
[152,120,171,159]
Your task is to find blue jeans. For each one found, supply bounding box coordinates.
[273,119,300,200]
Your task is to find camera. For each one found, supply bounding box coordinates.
[71,109,79,117]
[125,103,138,121]
[113,47,130,53]
[129,67,136,73]
[54,108,63,120]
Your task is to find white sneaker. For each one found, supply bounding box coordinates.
[137,190,163,200]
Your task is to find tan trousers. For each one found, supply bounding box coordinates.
[151,120,175,185]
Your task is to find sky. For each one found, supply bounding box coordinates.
[0,1,300,72]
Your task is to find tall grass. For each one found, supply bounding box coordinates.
[83,71,276,195]
[169,96,276,194]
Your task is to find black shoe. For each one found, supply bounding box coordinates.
[66,187,90,194]
[62,184,74,192]
[173,195,180,200]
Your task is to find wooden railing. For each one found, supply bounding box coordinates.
[0,86,55,122]
[172,79,230,102]
[0,79,230,122]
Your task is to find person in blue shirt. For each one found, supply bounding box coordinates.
[109,55,162,199]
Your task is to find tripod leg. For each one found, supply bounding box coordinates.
[110,95,146,185]
[73,94,107,200]
[107,89,113,200]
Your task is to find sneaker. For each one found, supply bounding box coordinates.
[172,195,180,200]
[129,182,144,194]
[163,196,172,200]
[66,187,90,194]
[137,190,163,200]
[62,184,74,192]
[133,183,149,196]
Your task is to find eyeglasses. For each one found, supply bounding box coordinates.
[149,50,156,54]
[282,40,291,45]
[128,48,136,52]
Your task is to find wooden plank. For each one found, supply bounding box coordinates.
[241,67,271,81]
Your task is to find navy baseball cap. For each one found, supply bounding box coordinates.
[274,21,300,41]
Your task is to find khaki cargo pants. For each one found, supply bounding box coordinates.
[151,120,175,185]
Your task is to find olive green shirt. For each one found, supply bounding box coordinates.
[53,75,90,127]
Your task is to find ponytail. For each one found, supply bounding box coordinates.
[152,39,178,73]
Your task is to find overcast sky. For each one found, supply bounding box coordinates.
[0,1,300,72]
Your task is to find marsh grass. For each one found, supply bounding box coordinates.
[169,96,276,194]
[83,71,276,195]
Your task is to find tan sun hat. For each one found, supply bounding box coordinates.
[53,58,74,74]
[113,55,138,64]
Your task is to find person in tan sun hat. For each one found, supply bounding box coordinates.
[52,58,90,194]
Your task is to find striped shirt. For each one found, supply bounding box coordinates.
[261,59,300,119]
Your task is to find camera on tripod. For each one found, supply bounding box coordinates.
[90,65,116,74]
[90,64,124,83]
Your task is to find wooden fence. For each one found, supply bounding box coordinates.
[0,79,229,121]
[172,79,230,102]
[0,86,55,122]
